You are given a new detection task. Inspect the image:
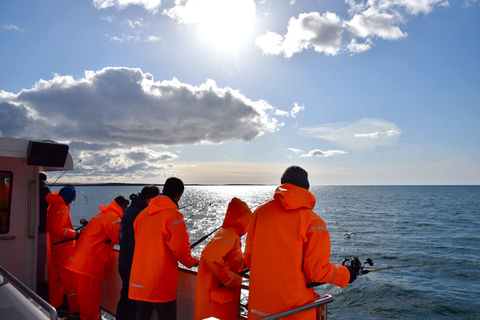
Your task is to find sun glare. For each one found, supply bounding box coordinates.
[196,0,256,51]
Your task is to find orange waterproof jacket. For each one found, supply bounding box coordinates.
[46,192,76,261]
[66,200,124,279]
[128,195,198,303]
[193,197,252,320]
[244,184,350,319]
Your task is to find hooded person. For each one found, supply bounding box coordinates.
[66,195,130,320]
[37,173,51,285]
[116,185,160,320]
[193,197,252,320]
[45,185,79,317]
[244,166,356,320]
[128,177,199,320]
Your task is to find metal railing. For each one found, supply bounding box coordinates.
[0,265,57,320]
[259,295,334,320]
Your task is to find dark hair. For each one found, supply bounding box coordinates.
[281,166,310,190]
[114,195,130,208]
[39,173,47,181]
[163,177,184,199]
[141,185,160,200]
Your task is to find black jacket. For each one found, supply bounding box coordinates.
[39,181,51,233]
[118,193,149,276]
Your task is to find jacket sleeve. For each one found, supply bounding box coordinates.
[243,211,257,269]
[105,213,122,245]
[165,210,198,268]
[202,234,243,288]
[47,204,76,240]
[303,216,350,288]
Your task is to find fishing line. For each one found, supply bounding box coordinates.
[185,202,213,221]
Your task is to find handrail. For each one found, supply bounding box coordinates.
[0,265,57,320]
[259,295,334,320]
[27,180,36,239]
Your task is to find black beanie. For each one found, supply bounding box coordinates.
[281,166,310,190]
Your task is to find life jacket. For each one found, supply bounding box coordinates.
[193,197,252,320]
[244,184,350,320]
[45,192,76,261]
[66,200,124,279]
[128,195,198,303]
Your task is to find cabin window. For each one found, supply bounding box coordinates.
[0,171,12,234]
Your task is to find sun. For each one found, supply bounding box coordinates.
[195,0,256,51]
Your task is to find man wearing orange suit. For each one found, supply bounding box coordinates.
[129,177,199,320]
[66,195,130,320]
[244,166,357,319]
[193,197,252,320]
[46,186,79,317]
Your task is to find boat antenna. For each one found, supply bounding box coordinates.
[49,159,82,188]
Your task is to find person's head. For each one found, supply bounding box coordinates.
[114,195,130,212]
[281,166,310,190]
[163,177,184,202]
[58,186,77,205]
[39,173,47,182]
[141,185,160,203]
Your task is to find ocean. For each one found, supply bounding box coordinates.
[56,185,480,319]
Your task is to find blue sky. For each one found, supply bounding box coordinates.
[1,0,479,185]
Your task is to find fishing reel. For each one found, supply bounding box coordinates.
[79,218,88,226]
[342,257,374,275]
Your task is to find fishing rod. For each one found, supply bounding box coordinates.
[185,202,212,222]
[306,257,416,288]
[190,202,260,249]
[179,203,195,210]
[53,219,88,245]
[48,159,82,188]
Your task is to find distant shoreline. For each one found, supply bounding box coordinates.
[52,183,479,187]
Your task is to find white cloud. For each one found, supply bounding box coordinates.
[287,148,304,154]
[291,103,304,118]
[0,67,282,147]
[300,149,347,157]
[302,118,402,151]
[1,25,23,32]
[256,0,452,57]
[93,0,161,13]
[107,33,141,42]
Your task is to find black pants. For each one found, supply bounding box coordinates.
[136,300,177,320]
[116,268,137,320]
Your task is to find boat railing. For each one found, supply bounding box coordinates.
[0,265,58,320]
[259,295,334,320]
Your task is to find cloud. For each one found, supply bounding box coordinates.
[301,149,347,157]
[291,103,304,118]
[302,118,402,151]
[93,0,161,13]
[103,17,159,43]
[256,0,451,57]
[286,148,304,154]
[1,25,23,32]
[0,67,282,147]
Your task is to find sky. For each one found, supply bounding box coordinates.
[0,0,479,185]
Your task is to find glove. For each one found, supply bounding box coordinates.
[347,266,357,283]
[74,231,81,240]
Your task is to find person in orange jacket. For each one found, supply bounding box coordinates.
[244,166,357,319]
[193,197,252,320]
[46,186,79,317]
[129,177,199,320]
[66,195,130,320]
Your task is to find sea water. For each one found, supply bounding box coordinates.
[58,185,480,319]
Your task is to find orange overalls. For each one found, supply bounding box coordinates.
[66,200,124,320]
[244,184,351,320]
[129,195,198,303]
[193,197,252,320]
[45,192,78,313]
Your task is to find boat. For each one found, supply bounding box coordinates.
[0,135,334,319]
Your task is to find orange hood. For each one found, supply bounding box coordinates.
[222,197,252,236]
[273,183,316,211]
[99,199,125,217]
[45,192,66,207]
[147,195,178,215]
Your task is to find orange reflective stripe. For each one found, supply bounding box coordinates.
[327,265,338,283]
[170,219,184,226]
[111,219,121,224]
[213,238,234,245]
[308,226,327,231]
[251,309,271,317]
[130,281,145,289]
